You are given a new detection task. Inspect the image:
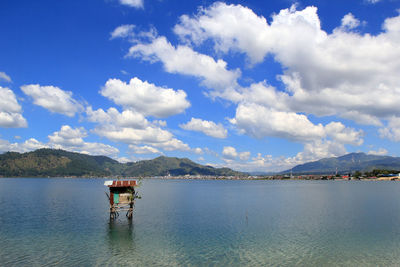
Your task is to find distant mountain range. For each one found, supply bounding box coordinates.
[0,149,244,177]
[284,152,400,174]
[2,149,399,178]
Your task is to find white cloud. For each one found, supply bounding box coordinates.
[216,139,348,173]
[174,2,272,64]
[0,138,47,153]
[48,125,119,157]
[127,35,241,98]
[0,127,119,158]
[340,13,361,30]
[0,86,27,128]
[153,120,167,127]
[117,157,131,163]
[100,77,190,118]
[48,125,86,147]
[222,146,238,159]
[230,103,325,142]
[92,120,191,152]
[94,124,172,144]
[110,24,135,39]
[222,146,250,161]
[152,138,190,151]
[193,147,203,154]
[0,87,23,114]
[324,122,364,146]
[379,117,400,142]
[230,103,363,147]
[129,145,160,154]
[294,140,347,164]
[174,3,400,126]
[86,107,149,129]
[239,151,251,161]
[119,0,143,8]
[0,112,28,128]
[0,72,11,83]
[367,148,388,156]
[21,84,83,117]
[180,117,227,138]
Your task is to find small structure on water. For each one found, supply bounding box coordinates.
[104,180,139,219]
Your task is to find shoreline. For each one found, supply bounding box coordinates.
[1,175,399,181]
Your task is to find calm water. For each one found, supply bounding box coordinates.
[1,179,400,266]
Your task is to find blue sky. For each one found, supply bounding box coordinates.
[1,0,400,172]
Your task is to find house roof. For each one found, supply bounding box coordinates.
[104,180,137,187]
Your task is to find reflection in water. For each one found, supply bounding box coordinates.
[107,219,136,258]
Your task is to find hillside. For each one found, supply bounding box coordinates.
[0,149,122,177]
[123,156,243,177]
[284,153,400,174]
[0,149,244,177]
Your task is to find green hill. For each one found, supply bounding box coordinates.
[0,149,122,177]
[123,156,243,177]
[0,149,244,177]
[284,152,400,174]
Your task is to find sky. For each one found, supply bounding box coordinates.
[1,0,400,172]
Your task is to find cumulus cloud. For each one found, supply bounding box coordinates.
[222,146,250,161]
[0,86,27,128]
[367,148,388,156]
[180,117,227,138]
[239,151,251,161]
[193,147,203,154]
[110,24,135,39]
[222,146,238,159]
[0,125,119,157]
[92,120,190,152]
[100,77,190,118]
[340,13,361,30]
[48,125,119,157]
[127,35,241,98]
[87,100,191,153]
[152,138,190,151]
[86,107,149,129]
[230,103,363,145]
[119,0,143,8]
[216,139,348,172]
[174,3,400,126]
[0,72,11,83]
[129,145,160,154]
[379,117,400,142]
[230,103,325,142]
[94,124,172,144]
[0,138,47,153]
[21,84,83,117]
[324,122,364,146]
[48,125,86,146]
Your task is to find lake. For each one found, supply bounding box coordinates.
[1,178,400,266]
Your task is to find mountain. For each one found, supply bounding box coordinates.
[0,149,123,177]
[284,152,400,174]
[122,156,243,177]
[0,149,244,177]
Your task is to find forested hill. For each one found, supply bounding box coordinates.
[0,149,123,177]
[284,152,400,174]
[123,156,242,177]
[0,149,244,177]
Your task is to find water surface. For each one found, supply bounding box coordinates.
[1,178,400,266]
